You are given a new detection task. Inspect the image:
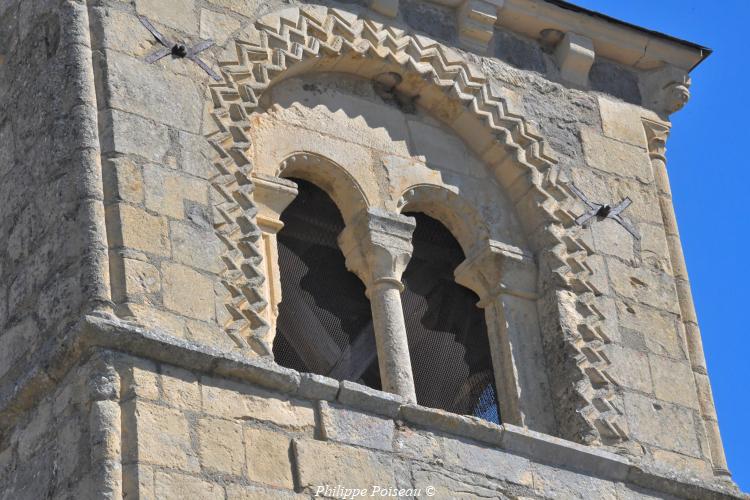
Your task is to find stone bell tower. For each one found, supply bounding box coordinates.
[0,0,745,498]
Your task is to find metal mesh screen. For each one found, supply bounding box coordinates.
[401,212,501,424]
[273,179,381,390]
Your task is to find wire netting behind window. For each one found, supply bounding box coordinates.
[273,179,381,390]
[401,212,500,424]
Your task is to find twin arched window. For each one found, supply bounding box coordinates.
[273,179,500,423]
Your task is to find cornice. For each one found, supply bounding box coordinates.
[422,0,710,72]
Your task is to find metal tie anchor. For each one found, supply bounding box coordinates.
[138,16,221,81]
[568,184,640,240]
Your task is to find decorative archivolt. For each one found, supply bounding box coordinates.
[206,5,626,445]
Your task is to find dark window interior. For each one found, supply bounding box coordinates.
[401,212,501,424]
[273,179,381,390]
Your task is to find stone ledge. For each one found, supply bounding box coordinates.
[0,313,745,500]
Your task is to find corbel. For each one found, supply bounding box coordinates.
[639,64,692,116]
[553,32,595,87]
[457,0,504,53]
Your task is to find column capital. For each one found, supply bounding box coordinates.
[252,174,299,234]
[640,64,691,116]
[642,118,672,162]
[454,239,536,306]
[338,208,416,292]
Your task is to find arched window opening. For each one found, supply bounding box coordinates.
[401,212,500,424]
[273,178,381,390]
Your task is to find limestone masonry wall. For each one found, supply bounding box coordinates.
[0,0,744,498]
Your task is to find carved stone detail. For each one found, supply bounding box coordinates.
[640,64,692,116]
[554,32,595,87]
[206,5,625,444]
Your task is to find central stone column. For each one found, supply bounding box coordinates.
[338,208,417,402]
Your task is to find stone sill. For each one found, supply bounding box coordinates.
[0,312,744,500]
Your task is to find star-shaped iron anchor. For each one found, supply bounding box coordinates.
[138,16,221,81]
[568,184,640,240]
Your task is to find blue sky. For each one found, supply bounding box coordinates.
[571,0,750,491]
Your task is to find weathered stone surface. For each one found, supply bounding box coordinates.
[115,205,170,256]
[124,400,198,471]
[135,0,199,33]
[162,263,215,321]
[649,356,700,410]
[161,365,202,411]
[582,128,653,183]
[201,376,314,429]
[154,471,222,500]
[597,96,650,147]
[319,401,395,451]
[623,392,702,457]
[170,221,223,273]
[200,8,241,44]
[244,426,294,489]
[294,439,395,490]
[197,416,245,475]
[143,164,208,220]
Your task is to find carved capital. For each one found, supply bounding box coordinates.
[252,174,299,234]
[640,64,691,116]
[338,209,416,292]
[642,118,672,163]
[454,239,536,306]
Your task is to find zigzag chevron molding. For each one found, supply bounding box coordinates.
[206,5,627,445]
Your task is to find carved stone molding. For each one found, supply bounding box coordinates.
[206,5,625,445]
[338,208,416,292]
[640,65,692,116]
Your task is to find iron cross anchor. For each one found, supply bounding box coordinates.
[568,184,640,240]
[138,16,221,81]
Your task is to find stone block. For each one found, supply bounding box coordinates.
[170,221,223,273]
[318,401,395,452]
[581,128,653,183]
[410,465,514,499]
[123,464,155,499]
[154,471,222,500]
[602,344,653,393]
[293,439,395,490]
[649,448,711,477]
[114,204,170,256]
[177,131,216,179]
[399,404,503,446]
[394,427,444,462]
[161,365,202,411]
[649,356,700,410]
[296,372,339,401]
[609,177,663,225]
[122,257,161,298]
[197,416,245,475]
[337,380,404,418]
[121,358,160,401]
[616,302,685,359]
[592,217,636,261]
[106,158,144,204]
[94,8,153,58]
[143,165,208,220]
[532,463,620,499]
[124,400,198,471]
[186,319,236,351]
[639,223,673,273]
[127,303,188,339]
[501,424,631,481]
[101,109,170,162]
[0,317,36,379]
[623,392,701,457]
[443,435,533,486]
[597,96,649,147]
[200,9,241,44]
[244,426,294,489]
[607,259,680,314]
[226,484,303,500]
[135,0,198,33]
[162,263,215,321]
[202,376,315,429]
[105,50,203,133]
[206,0,263,16]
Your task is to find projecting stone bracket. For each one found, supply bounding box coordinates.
[457,0,503,53]
[640,64,692,116]
[554,32,596,87]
